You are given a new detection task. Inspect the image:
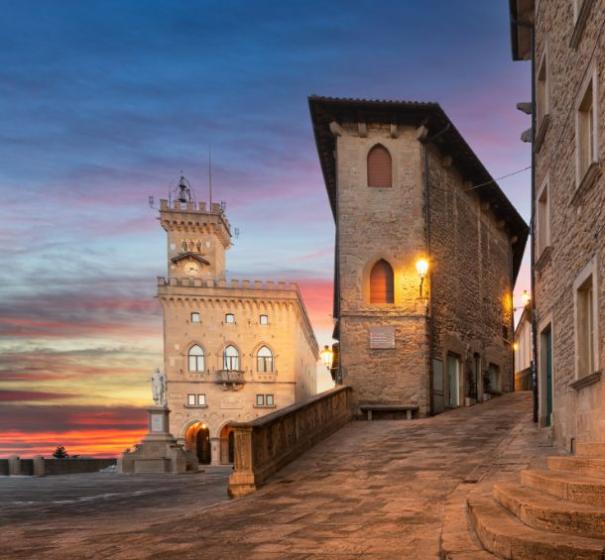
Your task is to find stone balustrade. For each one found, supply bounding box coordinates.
[228,385,353,497]
[1,456,116,476]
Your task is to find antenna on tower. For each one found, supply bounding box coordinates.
[208,146,213,207]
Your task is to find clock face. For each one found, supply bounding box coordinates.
[185,261,200,276]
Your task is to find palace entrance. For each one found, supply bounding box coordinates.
[185,422,211,464]
[219,424,235,464]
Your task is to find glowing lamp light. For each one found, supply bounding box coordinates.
[320,345,333,370]
[513,342,519,351]
[416,258,429,298]
[416,258,429,278]
[521,290,531,307]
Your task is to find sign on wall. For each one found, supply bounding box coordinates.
[369,326,396,349]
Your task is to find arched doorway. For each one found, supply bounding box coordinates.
[185,422,211,465]
[219,424,235,464]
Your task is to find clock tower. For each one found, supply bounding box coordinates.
[159,176,232,281]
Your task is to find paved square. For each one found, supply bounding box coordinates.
[1,393,546,559]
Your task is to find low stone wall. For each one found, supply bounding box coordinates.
[228,385,353,497]
[1,456,116,476]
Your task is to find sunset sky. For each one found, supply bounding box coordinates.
[0,1,531,457]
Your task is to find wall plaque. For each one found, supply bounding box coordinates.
[151,414,164,433]
[369,326,395,349]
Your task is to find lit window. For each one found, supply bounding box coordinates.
[191,312,200,323]
[197,394,207,406]
[537,182,550,256]
[223,345,239,371]
[256,394,265,407]
[257,346,274,373]
[225,313,235,324]
[266,394,274,407]
[370,259,394,304]
[576,273,597,378]
[259,314,269,325]
[188,345,205,372]
[367,144,392,188]
[577,72,597,184]
[187,394,196,406]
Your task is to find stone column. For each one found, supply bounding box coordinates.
[210,437,220,465]
[228,426,256,497]
[8,455,21,476]
[33,455,45,476]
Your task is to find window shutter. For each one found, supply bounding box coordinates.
[367,145,392,188]
[370,259,394,304]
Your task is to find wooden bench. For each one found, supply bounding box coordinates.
[359,404,419,421]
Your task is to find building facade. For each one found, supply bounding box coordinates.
[310,96,528,417]
[157,184,318,465]
[514,305,533,390]
[511,0,605,448]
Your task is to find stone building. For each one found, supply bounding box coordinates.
[514,305,533,390]
[157,179,318,465]
[309,96,529,417]
[510,0,605,447]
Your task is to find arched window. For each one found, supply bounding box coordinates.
[370,259,394,304]
[188,345,205,372]
[223,345,239,371]
[367,144,392,188]
[257,346,274,373]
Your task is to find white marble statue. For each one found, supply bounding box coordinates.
[151,368,166,407]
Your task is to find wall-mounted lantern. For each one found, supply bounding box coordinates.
[320,345,333,370]
[416,258,429,298]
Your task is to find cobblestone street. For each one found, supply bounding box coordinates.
[1,392,554,559]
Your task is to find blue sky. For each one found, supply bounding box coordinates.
[0,0,531,455]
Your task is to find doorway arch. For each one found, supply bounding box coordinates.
[185,421,211,465]
[219,424,235,464]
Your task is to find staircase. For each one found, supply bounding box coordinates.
[469,442,605,559]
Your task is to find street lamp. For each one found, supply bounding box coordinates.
[320,345,333,370]
[416,258,429,298]
[520,290,531,307]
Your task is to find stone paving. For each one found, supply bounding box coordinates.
[1,392,554,560]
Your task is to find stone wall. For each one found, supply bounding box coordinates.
[2,456,116,476]
[332,121,517,416]
[228,385,352,497]
[427,146,515,406]
[532,0,605,447]
[335,124,431,415]
[160,280,319,453]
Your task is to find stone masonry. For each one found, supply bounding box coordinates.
[309,96,528,417]
[157,190,318,466]
[511,0,605,448]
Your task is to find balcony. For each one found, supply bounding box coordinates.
[216,370,245,390]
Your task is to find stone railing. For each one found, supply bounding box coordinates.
[1,456,116,476]
[228,385,352,497]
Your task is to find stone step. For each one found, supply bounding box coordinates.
[549,456,605,478]
[494,482,605,538]
[468,495,605,560]
[521,469,605,506]
[577,443,605,458]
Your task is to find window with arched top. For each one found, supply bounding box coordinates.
[257,346,274,373]
[223,345,239,371]
[188,345,205,372]
[367,144,392,188]
[370,259,394,304]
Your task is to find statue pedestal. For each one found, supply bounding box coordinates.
[118,406,197,475]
